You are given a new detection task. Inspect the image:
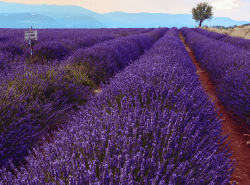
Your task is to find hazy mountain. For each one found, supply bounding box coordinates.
[102,12,249,28]
[0,1,248,29]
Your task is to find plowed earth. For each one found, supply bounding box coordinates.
[179,31,250,185]
[4,33,250,185]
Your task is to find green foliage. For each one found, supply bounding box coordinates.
[190,1,214,27]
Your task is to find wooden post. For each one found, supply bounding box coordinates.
[25,26,38,71]
[29,26,34,69]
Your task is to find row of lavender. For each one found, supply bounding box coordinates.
[64,28,168,85]
[0,27,237,184]
[29,28,154,64]
[0,28,168,179]
[191,28,250,51]
[180,27,250,131]
[0,28,154,77]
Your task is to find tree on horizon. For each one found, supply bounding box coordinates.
[190,1,214,27]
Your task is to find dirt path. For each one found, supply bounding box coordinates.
[179,31,250,185]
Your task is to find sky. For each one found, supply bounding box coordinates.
[1,0,250,22]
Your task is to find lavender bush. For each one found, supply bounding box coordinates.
[0,51,12,73]
[0,41,24,62]
[0,63,91,175]
[179,27,250,130]
[32,40,73,63]
[0,28,168,178]
[0,28,153,68]
[193,28,228,40]
[193,28,250,51]
[68,28,168,85]
[0,27,236,184]
[216,67,250,130]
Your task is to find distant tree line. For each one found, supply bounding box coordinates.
[208,23,250,30]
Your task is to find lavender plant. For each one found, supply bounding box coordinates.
[0,28,236,184]
[0,28,168,178]
[32,41,72,64]
[180,27,250,132]
[68,28,168,85]
[0,63,92,174]
[0,41,24,62]
[216,67,250,129]
[193,27,250,51]
[0,51,12,73]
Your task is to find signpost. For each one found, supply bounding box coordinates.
[25,28,37,41]
[25,26,37,65]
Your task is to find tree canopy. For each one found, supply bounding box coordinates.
[190,1,214,27]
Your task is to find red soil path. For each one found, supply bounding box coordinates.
[179,32,250,185]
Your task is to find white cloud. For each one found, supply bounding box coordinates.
[211,0,245,12]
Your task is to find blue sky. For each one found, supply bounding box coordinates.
[2,0,250,22]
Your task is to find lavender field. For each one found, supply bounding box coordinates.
[180,27,250,129]
[1,26,249,184]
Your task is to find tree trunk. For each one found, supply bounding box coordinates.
[199,21,202,27]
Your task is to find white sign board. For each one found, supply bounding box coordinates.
[25,30,37,40]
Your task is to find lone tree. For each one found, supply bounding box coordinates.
[190,1,214,27]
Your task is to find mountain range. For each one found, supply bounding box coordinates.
[0,1,249,29]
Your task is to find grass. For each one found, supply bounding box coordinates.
[200,25,250,40]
